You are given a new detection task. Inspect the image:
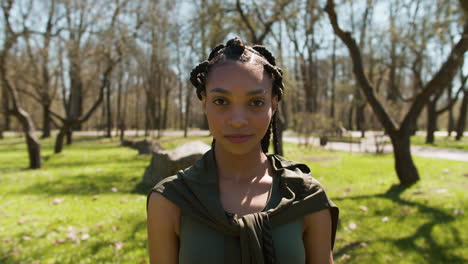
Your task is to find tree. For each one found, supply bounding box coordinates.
[325,0,468,185]
[0,0,41,168]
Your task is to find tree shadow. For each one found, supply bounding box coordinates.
[333,184,464,263]
[18,173,141,196]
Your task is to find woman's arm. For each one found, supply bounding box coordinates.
[303,208,334,264]
[147,192,180,264]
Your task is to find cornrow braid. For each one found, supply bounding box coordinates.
[272,112,280,154]
[190,37,284,155]
[208,44,225,60]
[261,118,273,153]
[252,45,276,66]
[190,60,209,100]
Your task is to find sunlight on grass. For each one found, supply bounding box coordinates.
[0,135,467,263]
[410,135,468,151]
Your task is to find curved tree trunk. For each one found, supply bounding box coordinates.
[390,132,419,185]
[55,126,67,154]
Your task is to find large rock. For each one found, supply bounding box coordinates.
[121,139,163,155]
[142,141,211,187]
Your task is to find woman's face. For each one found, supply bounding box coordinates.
[202,59,277,156]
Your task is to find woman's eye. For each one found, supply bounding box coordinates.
[250,99,265,107]
[213,98,228,105]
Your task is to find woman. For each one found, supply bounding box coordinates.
[147,37,339,264]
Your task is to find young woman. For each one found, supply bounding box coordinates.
[147,37,339,264]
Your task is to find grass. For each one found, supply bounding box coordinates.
[0,135,467,263]
[410,135,468,151]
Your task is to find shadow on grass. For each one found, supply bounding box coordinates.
[333,184,464,263]
[18,173,141,195]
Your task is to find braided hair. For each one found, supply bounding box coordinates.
[190,37,284,154]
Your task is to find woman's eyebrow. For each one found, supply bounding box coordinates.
[209,87,266,95]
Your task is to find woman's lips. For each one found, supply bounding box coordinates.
[224,135,253,143]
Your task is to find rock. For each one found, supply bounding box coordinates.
[142,141,211,187]
[121,139,163,155]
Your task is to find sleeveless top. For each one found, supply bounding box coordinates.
[178,160,305,263]
[148,149,339,264]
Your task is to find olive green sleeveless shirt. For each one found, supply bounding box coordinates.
[178,165,305,263]
[148,149,339,264]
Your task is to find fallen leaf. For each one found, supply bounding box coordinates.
[381,216,389,222]
[22,236,31,241]
[50,198,64,205]
[348,222,357,230]
[359,205,368,212]
[54,239,66,245]
[401,208,414,215]
[17,219,26,225]
[139,258,146,263]
[114,241,124,250]
[453,209,463,215]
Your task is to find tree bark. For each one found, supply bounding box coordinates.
[41,103,51,138]
[455,89,467,140]
[390,132,419,185]
[105,79,112,138]
[425,99,437,144]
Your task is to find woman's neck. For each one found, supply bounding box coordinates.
[214,143,270,184]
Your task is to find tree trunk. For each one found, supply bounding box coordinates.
[66,128,73,145]
[425,100,437,144]
[455,90,467,140]
[447,87,455,136]
[330,37,337,118]
[356,102,366,138]
[55,126,67,154]
[347,100,354,130]
[105,81,112,138]
[184,83,191,138]
[390,132,420,185]
[41,103,51,138]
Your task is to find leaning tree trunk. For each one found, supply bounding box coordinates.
[55,125,69,154]
[390,131,420,185]
[425,100,437,144]
[455,90,467,140]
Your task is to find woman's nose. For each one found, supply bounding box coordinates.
[228,108,248,128]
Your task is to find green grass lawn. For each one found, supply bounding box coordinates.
[0,135,466,263]
[410,135,468,151]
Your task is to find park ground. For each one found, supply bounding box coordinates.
[0,134,467,263]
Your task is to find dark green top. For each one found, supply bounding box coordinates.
[148,148,339,264]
